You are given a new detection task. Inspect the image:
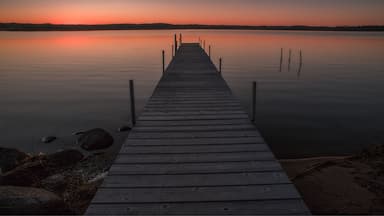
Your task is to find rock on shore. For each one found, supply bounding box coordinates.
[0,186,70,214]
[280,144,384,215]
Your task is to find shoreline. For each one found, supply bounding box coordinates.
[1,23,383,32]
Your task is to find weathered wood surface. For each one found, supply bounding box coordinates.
[86,43,309,215]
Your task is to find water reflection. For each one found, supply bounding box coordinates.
[1,30,384,158]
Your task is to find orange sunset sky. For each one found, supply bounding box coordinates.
[0,0,383,26]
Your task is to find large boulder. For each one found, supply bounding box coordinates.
[1,158,49,186]
[40,173,69,195]
[0,186,70,214]
[1,149,84,187]
[0,147,29,173]
[77,128,114,151]
[46,149,84,168]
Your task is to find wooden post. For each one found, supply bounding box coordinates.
[279,48,283,72]
[174,34,178,54]
[209,45,211,58]
[219,58,222,74]
[203,40,206,50]
[129,80,136,125]
[252,81,257,123]
[288,49,292,71]
[298,50,303,78]
[299,50,303,65]
[172,45,174,57]
[162,50,165,74]
[179,33,182,44]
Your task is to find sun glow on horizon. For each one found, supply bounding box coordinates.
[0,0,383,26]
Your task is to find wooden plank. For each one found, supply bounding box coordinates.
[136,119,252,126]
[103,172,290,188]
[147,101,240,105]
[140,110,246,116]
[115,152,275,164]
[121,144,269,154]
[138,114,249,121]
[109,161,283,175]
[127,130,260,139]
[127,131,260,140]
[143,107,245,112]
[91,184,301,203]
[86,199,308,215]
[132,124,255,132]
[124,137,265,146]
[144,104,242,109]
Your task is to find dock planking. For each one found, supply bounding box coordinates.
[86,43,309,215]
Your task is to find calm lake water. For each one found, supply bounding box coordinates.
[1,30,383,158]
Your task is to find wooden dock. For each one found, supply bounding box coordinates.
[86,43,309,215]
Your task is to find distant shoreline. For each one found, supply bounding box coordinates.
[1,23,383,32]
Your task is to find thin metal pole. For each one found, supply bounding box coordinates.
[162,50,165,74]
[252,81,257,123]
[129,80,136,125]
[219,58,222,74]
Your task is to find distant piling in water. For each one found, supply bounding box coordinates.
[288,49,292,71]
[298,50,303,78]
[279,48,283,72]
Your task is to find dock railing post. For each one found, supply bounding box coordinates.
[252,81,257,123]
[219,58,222,74]
[174,34,178,54]
[129,80,136,126]
[162,50,165,74]
[203,40,206,50]
[209,45,211,58]
[180,33,182,45]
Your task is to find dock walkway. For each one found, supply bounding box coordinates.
[86,43,309,215]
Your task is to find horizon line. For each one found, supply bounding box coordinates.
[1,22,384,28]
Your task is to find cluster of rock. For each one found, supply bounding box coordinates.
[0,128,123,215]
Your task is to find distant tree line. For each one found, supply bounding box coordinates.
[0,23,383,32]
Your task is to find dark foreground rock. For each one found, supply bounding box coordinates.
[77,128,114,151]
[0,186,71,214]
[0,142,120,214]
[1,149,84,187]
[0,147,29,173]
